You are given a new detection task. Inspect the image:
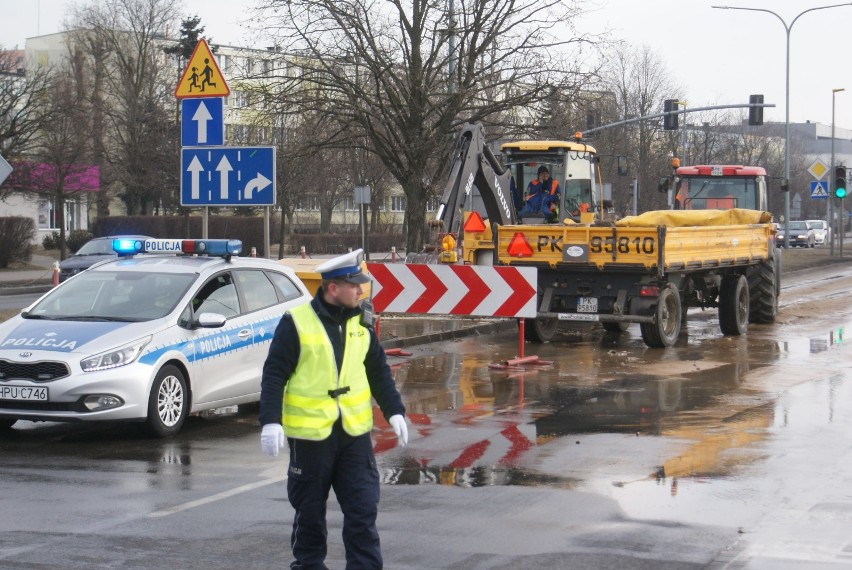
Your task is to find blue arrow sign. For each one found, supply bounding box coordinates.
[181,146,275,206]
[810,180,828,199]
[181,98,224,146]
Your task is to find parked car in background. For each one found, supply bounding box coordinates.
[58,235,152,282]
[776,220,815,248]
[807,220,830,246]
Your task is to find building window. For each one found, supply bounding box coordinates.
[296,195,319,211]
[390,195,406,211]
[38,197,81,230]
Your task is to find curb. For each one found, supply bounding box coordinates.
[379,319,516,350]
[0,284,53,296]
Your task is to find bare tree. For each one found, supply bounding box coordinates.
[0,48,52,190]
[5,68,94,259]
[252,0,602,252]
[68,0,181,215]
[601,43,683,214]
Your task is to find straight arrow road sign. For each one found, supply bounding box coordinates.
[181,146,275,206]
[181,98,223,146]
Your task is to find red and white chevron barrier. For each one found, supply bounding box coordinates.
[366,263,537,319]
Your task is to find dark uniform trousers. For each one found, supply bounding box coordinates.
[287,419,382,570]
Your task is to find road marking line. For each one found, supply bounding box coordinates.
[147,475,286,518]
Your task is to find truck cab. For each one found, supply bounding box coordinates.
[500,138,602,223]
[660,164,769,212]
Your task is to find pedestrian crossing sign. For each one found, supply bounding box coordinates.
[175,39,230,99]
[810,180,828,199]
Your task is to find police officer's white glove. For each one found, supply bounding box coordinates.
[261,423,285,457]
[389,414,408,447]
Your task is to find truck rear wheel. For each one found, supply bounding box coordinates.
[524,316,558,343]
[719,274,749,336]
[640,284,682,348]
[747,256,778,324]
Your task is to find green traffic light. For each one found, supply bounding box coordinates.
[836,187,848,199]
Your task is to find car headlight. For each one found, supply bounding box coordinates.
[80,336,152,372]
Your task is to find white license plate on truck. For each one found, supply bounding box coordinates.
[577,297,598,313]
[0,386,48,401]
[559,313,599,321]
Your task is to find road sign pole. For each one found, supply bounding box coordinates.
[203,207,209,239]
[264,206,271,259]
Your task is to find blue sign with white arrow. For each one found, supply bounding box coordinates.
[181,98,224,146]
[181,146,275,206]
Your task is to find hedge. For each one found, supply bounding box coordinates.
[0,216,36,268]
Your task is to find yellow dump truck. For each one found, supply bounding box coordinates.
[464,208,779,347]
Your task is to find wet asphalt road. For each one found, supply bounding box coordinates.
[2,263,852,569]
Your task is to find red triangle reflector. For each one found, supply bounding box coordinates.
[463,211,487,233]
[507,232,534,257]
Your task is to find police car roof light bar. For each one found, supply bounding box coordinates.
[112,238,243,257]
[112,238,146,256]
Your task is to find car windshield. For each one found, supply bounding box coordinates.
[74,239,117,256]
[25,271,196,321]
[788,221,809,230]
[809,221,826,229]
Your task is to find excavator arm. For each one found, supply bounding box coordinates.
[434,122,517,237]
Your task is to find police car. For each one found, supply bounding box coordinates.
[0,238,312,437]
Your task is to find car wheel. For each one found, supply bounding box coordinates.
[144,365,189,438]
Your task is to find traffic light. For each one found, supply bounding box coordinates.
[663,99,679,130]
[748,94,764,126]
[835,165,847,199]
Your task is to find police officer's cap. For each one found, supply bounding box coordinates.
[537,165,549,175]
[316,249,370,284]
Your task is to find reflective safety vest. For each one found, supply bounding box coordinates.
[282,303,373,440]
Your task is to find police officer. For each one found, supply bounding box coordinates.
[259,248,407,570]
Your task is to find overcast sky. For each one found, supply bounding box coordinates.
[3,0,852,129]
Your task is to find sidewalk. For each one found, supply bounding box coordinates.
[0,253,56,295]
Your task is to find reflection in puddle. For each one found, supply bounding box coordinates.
[381,345,769,488]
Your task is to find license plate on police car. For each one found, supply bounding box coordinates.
[577,297,598,313]
[0,386,48,401]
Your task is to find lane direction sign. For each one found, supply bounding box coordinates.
[181,98,223,146]
[181,146,275,206]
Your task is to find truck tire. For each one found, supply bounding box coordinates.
[746,256,778,324]
[719,274,749,336]
[640,284,682,348]
[525,316,558,343]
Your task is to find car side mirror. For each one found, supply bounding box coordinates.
[658,176,671,193]
[194,312,227,329]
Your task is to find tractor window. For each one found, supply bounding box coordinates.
[677,177,758,210]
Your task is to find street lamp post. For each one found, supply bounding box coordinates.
[831,88,844,256]
[712,3,852,249]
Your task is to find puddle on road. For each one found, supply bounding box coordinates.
[377,319,852,491]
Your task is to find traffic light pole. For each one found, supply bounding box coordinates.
[580,100,774,137]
